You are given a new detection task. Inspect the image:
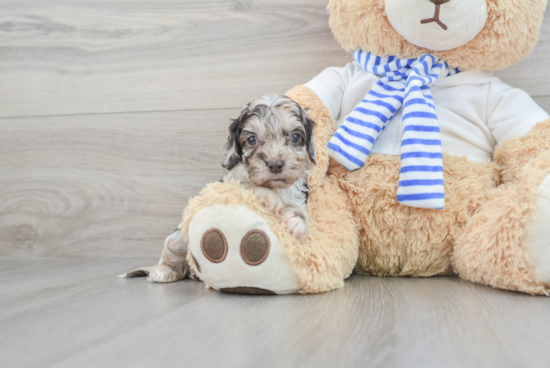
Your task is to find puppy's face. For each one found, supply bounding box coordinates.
[223,94,316,190]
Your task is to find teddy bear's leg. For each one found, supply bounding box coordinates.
[454,121,550,295]
[186,204,301,294]
[179,85,358,294]
[120,229,195,283]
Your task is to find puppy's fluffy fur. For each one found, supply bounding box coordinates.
[121,94,316,283]
[222,94,316,242]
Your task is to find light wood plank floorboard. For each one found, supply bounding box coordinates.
[0,0,351,117]
[0,110,238,257]
[0,258,549,368]
[1,1,548,118]
[2,3,550,368]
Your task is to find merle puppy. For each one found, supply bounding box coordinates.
[122,94,316,283]
[222,94,316,242]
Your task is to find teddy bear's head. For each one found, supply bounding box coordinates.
[328,0,547,70]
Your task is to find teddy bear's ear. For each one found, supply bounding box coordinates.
[222,108,247,170]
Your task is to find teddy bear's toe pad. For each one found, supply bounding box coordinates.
[201,229,228,263]
[188,205,300,294]
[240,230,270,265]
[525,174,550,283]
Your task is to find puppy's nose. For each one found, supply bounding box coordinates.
[267,160,284,174]
[429,0,450,4]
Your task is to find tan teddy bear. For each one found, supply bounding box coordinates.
[132,0,550,296]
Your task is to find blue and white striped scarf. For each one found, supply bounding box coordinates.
[327,51,460,210]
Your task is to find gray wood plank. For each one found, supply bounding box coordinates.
[533,96,550,113]
[0,0,351,118]
[2,1,547,119]
[0,110,237,257]
[53,277,550,368]
[1,259,548,368]
[0,258,210,368]
[0,258,155,305]
[494,10,550,102]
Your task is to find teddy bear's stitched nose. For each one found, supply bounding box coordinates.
[422,0,450,30]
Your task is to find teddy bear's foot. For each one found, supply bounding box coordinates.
[454,151,550,295]
[525,174,550,283]
[187,204,301,295]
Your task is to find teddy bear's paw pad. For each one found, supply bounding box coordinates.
[240,230,270,266]
[201,229,228,263]
[188,205,300,295]
[525,174,550,283]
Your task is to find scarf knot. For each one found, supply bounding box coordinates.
[327,51,459,210]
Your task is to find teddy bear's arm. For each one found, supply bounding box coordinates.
[494,120,550,183]
[303,63,357,122]
[486,81,550,180]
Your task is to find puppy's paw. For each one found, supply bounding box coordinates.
[147,264,179,283]
[282,211,310,244]
[256,190,284,216]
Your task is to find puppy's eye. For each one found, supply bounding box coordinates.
[290,133,302,144]
[247,136,258,145]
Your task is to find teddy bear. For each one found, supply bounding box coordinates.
[158,0,550,295]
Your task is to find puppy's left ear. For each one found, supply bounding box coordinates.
[297,104,316,165]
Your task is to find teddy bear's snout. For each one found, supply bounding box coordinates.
[421,0,451,30]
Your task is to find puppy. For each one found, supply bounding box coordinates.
[222,94,316,242]
[121,94,315,283]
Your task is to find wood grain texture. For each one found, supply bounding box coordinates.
[0,110,237,257]
[0,2,549,258]
[0,1,548,118]
[1,258,549,368]
[0,0,351,117]
[494,10,550,107]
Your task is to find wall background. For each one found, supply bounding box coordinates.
[1,1,549,258]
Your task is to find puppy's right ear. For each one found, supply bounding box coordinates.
[222,107,248,170]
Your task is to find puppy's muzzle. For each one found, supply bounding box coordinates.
[267,160,284,174]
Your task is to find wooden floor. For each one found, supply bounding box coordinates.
[2,2,550,367]
[1,1,549,258]
[1,258,549,368]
